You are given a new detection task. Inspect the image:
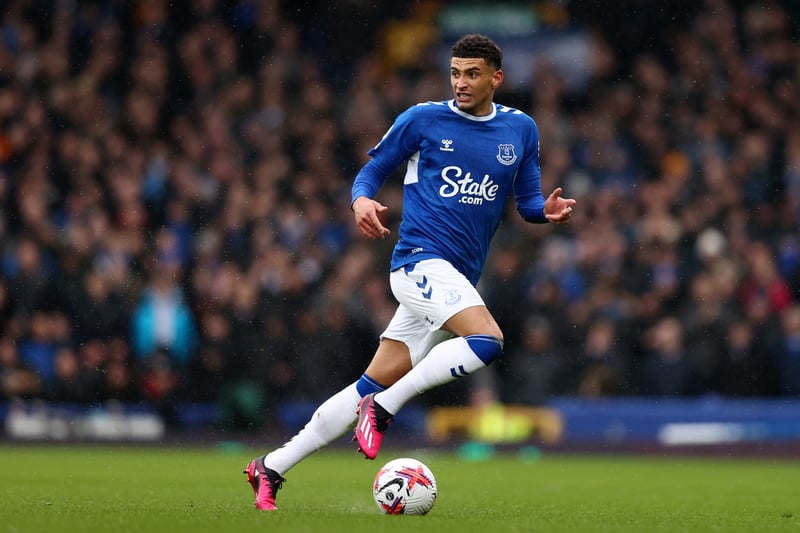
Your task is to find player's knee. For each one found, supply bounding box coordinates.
[465,334,504,365]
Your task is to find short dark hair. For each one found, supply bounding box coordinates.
[451,34,503,70]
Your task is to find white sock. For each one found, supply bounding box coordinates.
[375,336,484,415]
[263,382,360,475]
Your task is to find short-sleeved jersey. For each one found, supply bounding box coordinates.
[351,99,547,286]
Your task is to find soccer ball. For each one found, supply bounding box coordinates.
[372,457,437,515]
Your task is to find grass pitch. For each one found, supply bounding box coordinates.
[0,442,798,532]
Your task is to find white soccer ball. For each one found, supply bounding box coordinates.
[372,457,437,515]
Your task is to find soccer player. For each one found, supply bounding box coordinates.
[244,33,576,510]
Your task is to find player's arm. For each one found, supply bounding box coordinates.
[514,119,575,224]
[351,148,402,240]
[351,107,421,239]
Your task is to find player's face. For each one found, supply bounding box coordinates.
[450,57,503,116]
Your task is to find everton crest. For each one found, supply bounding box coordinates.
[496,144,517,165]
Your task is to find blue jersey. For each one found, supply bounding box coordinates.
[351,99,547,286]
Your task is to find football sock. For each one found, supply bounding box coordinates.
[263,382,361,475]
[356,372,386,397]
[374,336,489,415]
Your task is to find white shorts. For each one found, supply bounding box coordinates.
[381,258,486,366]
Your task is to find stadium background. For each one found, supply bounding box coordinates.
[1,0,799,450]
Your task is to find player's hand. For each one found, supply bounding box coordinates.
[544,187,576,225]
[352,196,391,239]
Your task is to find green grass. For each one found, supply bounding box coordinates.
[1,443,798,532]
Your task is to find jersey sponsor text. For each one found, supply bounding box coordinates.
[438,166,499,206]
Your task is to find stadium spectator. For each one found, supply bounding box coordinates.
[574,316,628,398]
[717,317,780,397]
[99,338,140,403]
[639,316,701,397]
[48,345,100,405]
[679,271,731,391]
[3,237,52,320]
[0,337,40,400]
[131,263,198,369]
[503,315,567,405]
[17,311,62,386]
[778,305,800,395]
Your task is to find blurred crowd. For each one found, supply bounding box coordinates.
[1,0,799,430]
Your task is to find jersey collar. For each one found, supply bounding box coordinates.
[447,99,497,121]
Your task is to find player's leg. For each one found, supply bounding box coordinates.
[363,337,414,386]
[348,338,412,459]
[355,259,504,458]
[245,381,366,509]
[373,304,503,416]
[258,338,411,471]
[378,259,504,416]
[355,310,502,459]
[245,313,416,509]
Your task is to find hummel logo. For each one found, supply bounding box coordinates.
[440,139,454,152]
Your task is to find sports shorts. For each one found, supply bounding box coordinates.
[381,258,485,366]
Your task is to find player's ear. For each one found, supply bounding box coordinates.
[491,69,503,89]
